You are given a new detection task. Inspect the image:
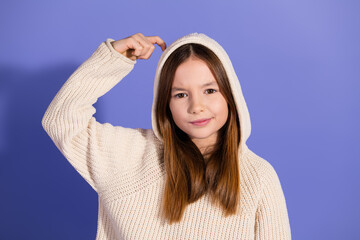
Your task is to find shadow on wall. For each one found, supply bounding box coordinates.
[0,65,98,239]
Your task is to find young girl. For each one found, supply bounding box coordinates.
[42,33,291,239]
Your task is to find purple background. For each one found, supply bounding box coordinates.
[1,1,359,239]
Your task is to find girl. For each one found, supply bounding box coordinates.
[42,33,291,239]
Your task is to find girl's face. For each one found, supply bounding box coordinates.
[169,57,229,152]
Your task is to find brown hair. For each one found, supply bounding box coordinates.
[155,43,240,224]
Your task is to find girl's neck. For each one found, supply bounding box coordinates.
[191,135,217,155]
[194,142,215,156]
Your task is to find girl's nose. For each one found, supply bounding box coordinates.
[188,95,205,114]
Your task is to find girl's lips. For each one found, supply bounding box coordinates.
[190,118,211,126]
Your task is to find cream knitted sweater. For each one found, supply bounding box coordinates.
[42,33,291,239]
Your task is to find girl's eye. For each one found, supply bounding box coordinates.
[205,89,217,94]
[174,93,187,98]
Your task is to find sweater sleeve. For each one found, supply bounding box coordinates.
[41,39,140,192]
[254,162,292,240]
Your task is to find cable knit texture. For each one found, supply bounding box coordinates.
[42,33,291,239]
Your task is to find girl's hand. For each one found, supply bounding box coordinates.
[111,33,167,61]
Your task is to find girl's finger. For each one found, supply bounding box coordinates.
[122,33,167,60]
[131,33,154,57]
[146,36,167,51]
[126,37,144,57]
[140,44,156,59]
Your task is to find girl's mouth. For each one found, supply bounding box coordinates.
[190,118,211,126]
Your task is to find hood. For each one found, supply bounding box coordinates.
[151,33,251,153]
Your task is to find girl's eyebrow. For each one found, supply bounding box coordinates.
[171,81,217,92]
[171,87,186,92]
[203,81,217,87]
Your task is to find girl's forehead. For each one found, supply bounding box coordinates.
[171,80,218,92]
[172,59,216,86]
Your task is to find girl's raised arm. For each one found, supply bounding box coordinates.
[42,33,166,192]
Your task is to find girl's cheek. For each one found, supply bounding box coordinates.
[170,101,184,115]
[212,97,227,111]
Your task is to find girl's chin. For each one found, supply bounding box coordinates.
[189,133,218,146]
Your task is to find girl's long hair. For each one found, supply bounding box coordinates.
[155,43,240,224]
